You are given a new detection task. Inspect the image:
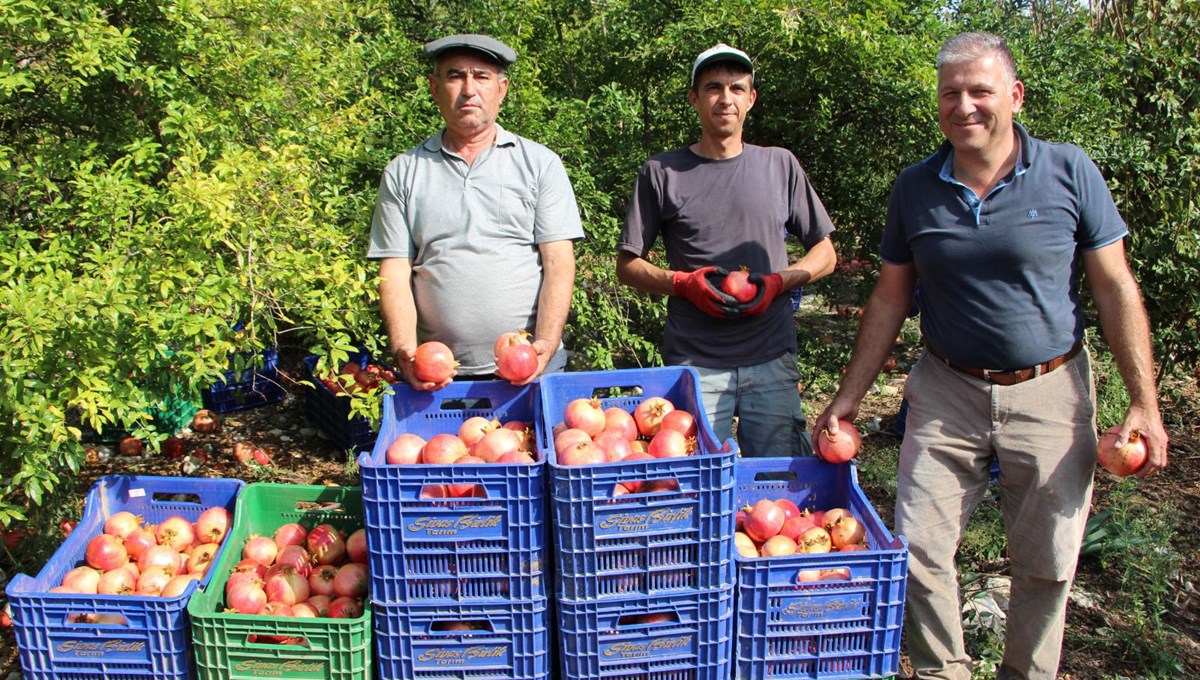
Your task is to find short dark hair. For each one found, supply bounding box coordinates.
[690,60,755,93]
[936,32,1018,85]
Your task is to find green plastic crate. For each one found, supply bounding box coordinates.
[187,483,372,680]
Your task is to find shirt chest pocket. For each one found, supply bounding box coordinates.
[501,182,537,233]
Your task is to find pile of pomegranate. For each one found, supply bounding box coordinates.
[736,498,868,566]
[319,360,395,395]
[551,396,700,468]
[52,505,232,606]
[223,522,367,621]
[384,415,538,479]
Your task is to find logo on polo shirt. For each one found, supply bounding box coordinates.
[1027,209,1039,219]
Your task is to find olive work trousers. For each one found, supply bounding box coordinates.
[897,349,1097,680]
[692,353,814,457]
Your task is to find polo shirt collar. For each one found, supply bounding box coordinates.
[423,124,518,153]
[935,122,1032,183]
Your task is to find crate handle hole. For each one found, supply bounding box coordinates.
[247,634,310,647]
[432,620,493,634]
[798,567,852,584]
[591,386,644,398]
[419,484,486,499]
[616,477,680,495]
[752,471,798,482]
[618,612,678,627]
[151,491,202,504]
[439,397,495,411]
[66,613,128,626]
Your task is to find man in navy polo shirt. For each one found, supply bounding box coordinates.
[814,32,1168,679]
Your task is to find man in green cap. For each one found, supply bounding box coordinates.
[369,34,583,389]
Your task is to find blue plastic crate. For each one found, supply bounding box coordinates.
[537,368,737,601]
[557,586,734,680]
[358,380,547,605]
[373,597,549,680]
[734,457,908,680]
[302,351,378,451]
[202,346,285,413]
[5,475,245,680]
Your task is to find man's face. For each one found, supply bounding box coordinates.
[429,52,508,137]
[689,65,756,141]
[937,54,1024,157]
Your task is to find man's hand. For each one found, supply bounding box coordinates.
[672,266,737,319]
[393,346,454,391]
[738,272,784,317]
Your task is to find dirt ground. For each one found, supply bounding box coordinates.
[1,344,1197,678]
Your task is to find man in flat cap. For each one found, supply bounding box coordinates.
[617,43,838,456]
[368,34,583,389]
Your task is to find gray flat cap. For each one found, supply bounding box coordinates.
[423,34,517,67]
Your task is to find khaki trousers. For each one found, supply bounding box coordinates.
[896,349,1097,680]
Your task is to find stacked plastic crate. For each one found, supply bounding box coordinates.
[202,346,286,413]
[537,367,738,680]
[301,348,380,452]
[359,380,550,680]
[6,475,244,680]
[734,457,909,680]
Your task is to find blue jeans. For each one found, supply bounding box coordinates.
[692,353,813,457]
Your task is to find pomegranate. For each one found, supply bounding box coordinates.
[594,431,635,461]
[225,581,267,614]
[829,515,866,548]
[62,566,102,593]
[160,574,198,598]
[155,516,196,552]
[760,534,798,557]
[308,564,338,597]
[412,341,458,383]
[345,529,368,564]
[775,499,802,522]
[306,595,332,617]
[446,455,486,497]
[260,602,295,617]
[554,428,593,454]
[421,433,468,465]
[557,440,606,466]
[96,566,136,595]
[822,507,851,531]
[496,342,539,383]
[292,602,320,618]
[191,409,220,433]
[495,450,537,464]
[742,500,786,543]
[780,512,816,541]
[233,558,268,579]
[327,596,363,619]
[386,433,427,465]
[252,448,272,466]
[472,428,522,462]
[603,408,639,441]
[123,527,157,561]
[647,429,691,458]
[816,422,862,463]
[633,397,675,437]
[119,436,144,457]
[720,268,757,304]
[187,543,221,576]
[734,532,759,558]
[243,535,280,565]
[138,544,183,575]
[104,511,143,539]
[331,563,369,598]
[458,417,500,447]
[797,526,833,553]
[501,420,536,451]
[194,506,231,545]
[161,436,186,459]
[1096,426,1148,477]
[265,567,310,605]
[659,409,697,438]
[85,534,128,571]
[306,524,346,565]
[273,522,309,551]
[563,398,606,437]
[493,329,532,356]
[276,545,313,577]
[137,566,173,595]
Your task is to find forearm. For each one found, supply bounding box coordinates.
[616,250,675,296]
[533,241,576,349]
[378,258,418,361]
[1093,276,1160,414]
[781,237,837,290]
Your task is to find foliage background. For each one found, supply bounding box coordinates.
[1,0,1196,527]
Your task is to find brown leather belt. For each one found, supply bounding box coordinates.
[926,340,1083,386]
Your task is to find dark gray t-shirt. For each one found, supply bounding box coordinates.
[619,144,835,368]
[880,124,1127,368]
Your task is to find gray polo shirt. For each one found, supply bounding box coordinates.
[368,125,584,374]
[880,123,1127,368]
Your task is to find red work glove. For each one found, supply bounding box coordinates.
[672,266,738,319]
[738,272,784,317]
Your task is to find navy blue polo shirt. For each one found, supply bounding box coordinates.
[880,124,1127,369]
